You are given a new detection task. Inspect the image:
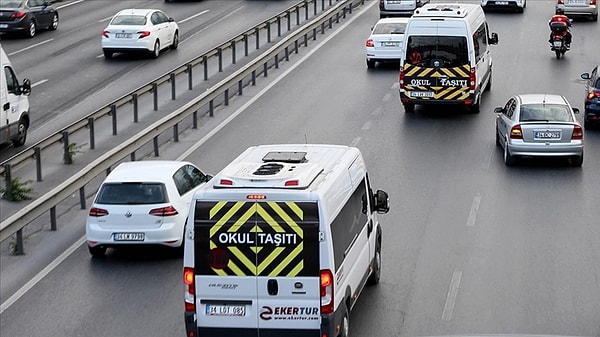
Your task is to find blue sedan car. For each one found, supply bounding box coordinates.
[581,65,600,129]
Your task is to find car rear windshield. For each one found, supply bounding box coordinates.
[111,15,147,26]
[519,104,573,122]
[406,36,468,67]
[96,183,167,205]
[373,22,407,35]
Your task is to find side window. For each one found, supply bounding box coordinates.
[156,12,169,24]
[330,180,369,270]
[173,165,206,196]
[150,13,160,25]
[473,23,488,63]
[504,98,516,119]
[4,66,18,94]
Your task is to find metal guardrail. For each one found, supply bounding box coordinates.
[0,0,366,247]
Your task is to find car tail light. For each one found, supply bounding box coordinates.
[572,125,583,140]
[149,206,178,216]
[469,67,476,91]
[320,269,334,315]
[379,0,385,10]
[510,125,523,139]
[184,267,196,312]
[89,207,109,217]
[399,68,405,89]
[590,0,596,5]
[138,31,151,38]
[10,11,27,19]
[557,0,564,4]
[587,90,600,100]
[102,30,109,38]
[366,39,374,47]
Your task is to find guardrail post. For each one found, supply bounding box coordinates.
[193,110,198,129]
[79,186,86,210]
[224,89,229,106]
[130,152,136,161]
[50,206,57,231]
[275,54,279,69]
[231,41,236,64]
[238,80,243,96]
[252,70,256,86]
[34,147,42,181]
[277,16,281,37]
[132,94,138,123]
[170,73,176,100]
[203,56,208,80]
[218,48,223,72]
[314,0,317,16]
[110,104,117,135]
[154,137,160,157]
[187,64,193,90]
[152,83,158,111]
[3,164,12,201]
[263,63,268,77]
[305,2,309,20]
[255,27,260,50]
[15,229,24,255]
[209,100,214,117]
[244,34,249,56]
[62,131,72,165]
[173,123,179,143]
[267,22,271,43]
[295,8,299,27]
[285,47,289,61]
[295,40,299,54]
[88,118,95,150]
[322,0,325,11]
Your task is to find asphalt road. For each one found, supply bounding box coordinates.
[1,0,599,336]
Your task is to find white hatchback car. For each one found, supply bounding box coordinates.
[101,8,179,59]
[366,17,409,68]
[86,161,211,257]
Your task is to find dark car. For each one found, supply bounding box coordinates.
[581,65,600,129]
[0,0,58,38]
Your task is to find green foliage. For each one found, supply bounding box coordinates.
[0,176,34,201]
[65,142,86,164]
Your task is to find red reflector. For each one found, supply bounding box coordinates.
[247,194,267,200]
[285,180,299,186]
[219,179,233,185]
[89,207,109,217]
[149,206,178,216]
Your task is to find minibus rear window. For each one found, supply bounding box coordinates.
[406,36,468,67]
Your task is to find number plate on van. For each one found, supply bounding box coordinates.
[205,304,246,316]
[409,91,434,97]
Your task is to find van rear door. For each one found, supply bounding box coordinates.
[193,200,320,337]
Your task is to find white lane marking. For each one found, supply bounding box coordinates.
[362,120,372,130]
[8,39,54,56]
[350,137,361,147]
[0,236,86,314]
[31,79,48,88]
[466,194,481,227]
[383,93,392,102]
[56,0,85,9]
[178,1,377,160]
[441,269,462,321]
[179,10,210,24]
[372,106,382,116]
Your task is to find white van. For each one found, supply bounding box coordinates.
[0,44,31,147]
[398,3,499,113]
[183,144,390,337]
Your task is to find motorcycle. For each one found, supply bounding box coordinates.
[549,22,570,59]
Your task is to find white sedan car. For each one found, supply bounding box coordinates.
[101,8,179,59]
[366,17,409,68]
[86,161,211,257]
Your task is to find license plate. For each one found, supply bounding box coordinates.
[115,33,132,38]
[0,24,7,28]
[113,232,145,241]
[382,41,399,47]
[409,91,434,97]
[553,41,562,47]
[205,304,246,316]
[495,1,509,5]
[534,131,560,139]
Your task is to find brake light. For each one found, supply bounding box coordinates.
[510,125,523,139]
[379,0,385,10]
[557,0,564,4]
[219,179,233,185]
[572,125,583,140]
[102,30,109,38]
[184,267,196,312]
[591,0,596,5]
[138,31,151,38]
[10,11,27,19]
[399,68,405,89]
[89,207,109,217]
[366,39,374,48]
[284,179,299,186]
[320,269,334,315]
[587,91,600,100]
[469,68,476,91]
[149,206,178,216]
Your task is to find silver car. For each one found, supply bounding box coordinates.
[495,94,584,166]
[556,0,598,21]
[366,17,409,68]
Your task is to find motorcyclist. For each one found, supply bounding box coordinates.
[549,7,572,48]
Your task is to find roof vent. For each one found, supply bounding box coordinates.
[253,163,284,176]
[262,151,307,164]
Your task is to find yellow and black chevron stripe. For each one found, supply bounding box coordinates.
[194,201,319,277]
[403,63,471,101]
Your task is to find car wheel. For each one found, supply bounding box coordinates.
[26,21,36,38]
[170,31,179,50]
[570,154,583,167]
[366,59,375,69]
[367,235,381,285]
[503,141,516,166]
[151,40,160,58]
[592,13,598,21]
[103,50,113,59]
[89,245,107,258]
[495,128,501,147]
[49,13,59,30]
[403,103,415,113]
[11,119,28,147]
[485,71,492,91]
[340,305,350,337]
[469,94,481,114]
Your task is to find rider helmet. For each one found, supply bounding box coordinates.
[555,7,565,14]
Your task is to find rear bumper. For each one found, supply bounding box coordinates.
[507,141,584,158]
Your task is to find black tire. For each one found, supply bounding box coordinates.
[11,119,28,147]
[25,20,36,38]
[48,13,58,31]
[485,71,492,91]
[151,40,160,58]
[503,141,516,166]
[339,305,350,337]
[555,50,561,60]
[571,154,583,167]
[103,50,113,59]
[403,103,415,113]
[366,59,375,69]
[367,235,382,285]
[469,94,481,114]
[89,245,107,258]
[495,128,501,147]
[170,31,179,50]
